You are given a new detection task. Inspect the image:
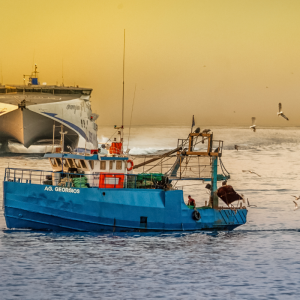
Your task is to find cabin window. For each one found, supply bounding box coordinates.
[89,160,94,169]
[116,161,122,170]
[67,159,75,168]
[80,160,87,169]
[109,161,114,170]
[50,158,57,167]
[100,161,106,170]
[55,158,62,167]
[75,159,81,168]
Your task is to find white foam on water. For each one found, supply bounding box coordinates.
[7,142,58,153]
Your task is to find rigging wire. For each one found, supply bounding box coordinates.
[127,84,136,151]
[219,157,230,177]
[105,131,118,144]
[144,156,174,173]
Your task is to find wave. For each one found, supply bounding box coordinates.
[129,147,173,155]
[6,142,58,154]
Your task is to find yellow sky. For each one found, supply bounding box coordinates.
[1,0,300,126]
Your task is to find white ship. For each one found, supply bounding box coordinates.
[0,66,98,152]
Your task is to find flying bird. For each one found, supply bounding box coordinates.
[234,145,240,151]
[292,195,300,200]
[250,117,256,132]
[277,103,289,120]
[293,201,298,211]
[242,170,261,177]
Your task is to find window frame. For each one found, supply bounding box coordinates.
[55,158,62,167]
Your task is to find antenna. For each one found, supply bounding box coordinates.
[121,29,125,153]
[0,62,3,85]
[32,50,35,73]
[62,58,64,86]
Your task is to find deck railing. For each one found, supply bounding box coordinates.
[4,168,171,190]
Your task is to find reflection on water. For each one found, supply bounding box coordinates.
[0,127,300,299]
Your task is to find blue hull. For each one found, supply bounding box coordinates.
[3,182,247,232]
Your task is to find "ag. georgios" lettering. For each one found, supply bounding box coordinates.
[44,186,80,194]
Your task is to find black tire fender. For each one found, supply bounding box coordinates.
[192,210,201,221]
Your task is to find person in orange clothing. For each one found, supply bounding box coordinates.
[187,195,196,208]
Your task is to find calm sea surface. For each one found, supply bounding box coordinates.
[0,126,300,299]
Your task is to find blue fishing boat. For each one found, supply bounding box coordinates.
[3,128,247,232]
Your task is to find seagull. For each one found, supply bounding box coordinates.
[277,103,289,120]
[202,129,211,134]
[293,201,298,210]
[241,194,257,208]
[292,195,300,200]
[242,170,261,177]
[234,145,240,151]
[250,117,256,132]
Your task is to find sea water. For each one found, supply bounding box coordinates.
[0,126,300,299]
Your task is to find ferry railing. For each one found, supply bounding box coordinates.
[4,168,170,190]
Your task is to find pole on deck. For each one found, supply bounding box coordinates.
[211,156,219,208]
[52,122,55,153]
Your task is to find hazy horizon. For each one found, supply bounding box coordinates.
[1,0,300,127]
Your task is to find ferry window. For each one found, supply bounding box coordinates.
[80,160,87,169]
[55,158,62,167]
[54,89,71,94]
[67,159,75,168]
[0,88,5,93]
[33,89,41,93]
[16,88,24,93]
[70,90,81,94]
[75,159,81,168]
[109,161,114,170]
[6,88,16,93]
[25,88,33,93]
[42,89,53,94]
[100,161,106,170]
[81,90,91,95]
[89,160,94,169]
[116,161,122,170]
[50,158,57,167]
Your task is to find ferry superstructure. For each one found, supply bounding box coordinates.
[0,67,98,151]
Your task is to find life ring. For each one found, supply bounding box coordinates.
[127,159,134,171]
[192,210,201,221]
